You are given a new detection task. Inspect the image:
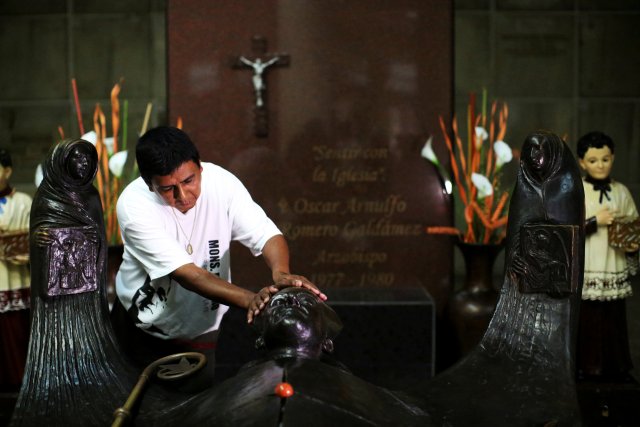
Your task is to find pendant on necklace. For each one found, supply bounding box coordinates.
[187,244,193,255]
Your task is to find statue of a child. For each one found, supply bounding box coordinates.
[576,131,639,382]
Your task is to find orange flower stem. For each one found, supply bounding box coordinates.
[497,104,508,141]
[491,192,509,222]
[71,78,84,135]
[487,101,498,177]
[94,105,105,208]
[451,117,467,175]
[439,116,468,205]
[110,82,122,153]
[464,204,475,242]
[99,109,111,215]
[425,226,462,237]
[470,201,493,229]
[467,94,474,178]
[471,115,480,176]
[57,126,65,140]
[492,216,508,228]
[465,227,475,243]
[485,194,494,217]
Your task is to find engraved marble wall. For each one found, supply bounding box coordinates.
[168,1,454,312]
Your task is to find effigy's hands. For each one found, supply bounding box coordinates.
[247,285,279,324]
[272,272,327,301]
[34,228,53,247]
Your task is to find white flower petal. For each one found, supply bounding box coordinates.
[81,131,97,145]
[420,136,439,165]
[475,126,488,141]
[104,137,115,156]
[474,126,488,149]
[493,140,513,168]
[108,151,128,178]
[471,172,493,198]
[34,163,43,187]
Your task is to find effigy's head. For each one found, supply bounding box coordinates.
[44,138,98,189]
[253,287,343,358]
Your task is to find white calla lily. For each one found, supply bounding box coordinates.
[108,151,128,178]
[420,136,439,166]
[421,136,453,194]
[474,126,488,149]
[103,137,115,155]
[475,126,488,141]
[493,140,513,169]
[81,131,115,155]
[471,172,493,199]
[34,163,43,187]
[81,131,97,145]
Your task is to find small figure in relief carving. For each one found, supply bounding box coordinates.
[576,131,639,382]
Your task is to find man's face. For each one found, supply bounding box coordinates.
[149,160,202,213]
[579,146,614,181]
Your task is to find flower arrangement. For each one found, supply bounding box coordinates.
[424,90,514,244]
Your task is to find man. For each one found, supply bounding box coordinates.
[111,126,324,386]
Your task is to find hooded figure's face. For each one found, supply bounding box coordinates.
[67,145,92,180]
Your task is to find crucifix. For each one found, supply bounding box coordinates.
[231,35,290,137]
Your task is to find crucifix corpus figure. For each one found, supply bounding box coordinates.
[232,36,290,137]
[239,56,280,108]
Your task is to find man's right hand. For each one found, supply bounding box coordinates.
[247,285,279,324]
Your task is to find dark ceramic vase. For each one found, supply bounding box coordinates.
[448,241,504,357]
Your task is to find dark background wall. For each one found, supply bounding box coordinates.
[1,0,638,376]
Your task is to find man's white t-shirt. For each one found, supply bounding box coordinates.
[115,162,281,340]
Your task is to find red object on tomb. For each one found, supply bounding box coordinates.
[274,382,294,398]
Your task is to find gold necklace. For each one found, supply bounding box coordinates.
[171,203,198,255]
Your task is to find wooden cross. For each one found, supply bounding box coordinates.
[231,35,290,137]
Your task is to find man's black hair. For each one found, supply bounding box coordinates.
[136,126,200,185]
[576,131,615,159]
[0,149,13,168]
